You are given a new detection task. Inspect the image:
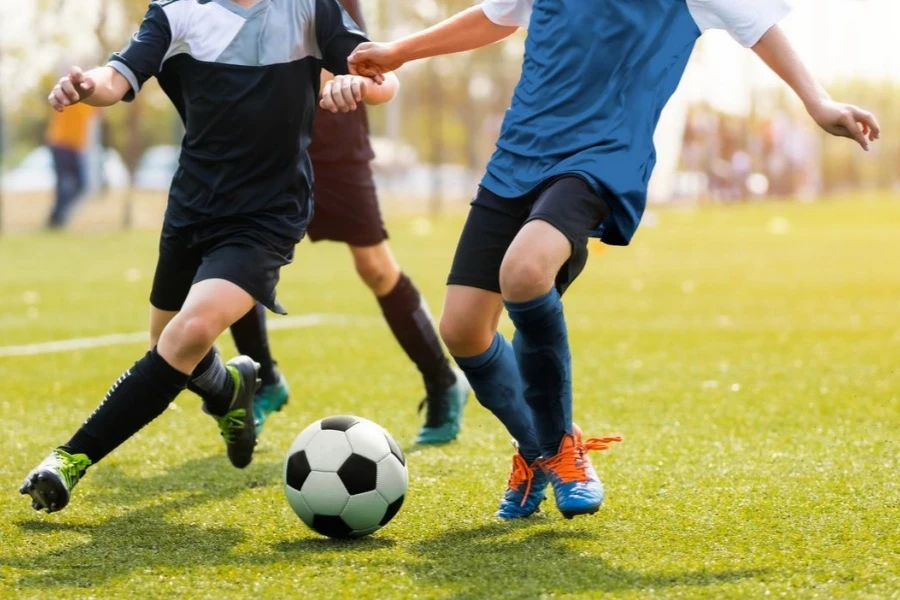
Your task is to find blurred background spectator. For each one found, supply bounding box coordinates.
[0,0,897,232]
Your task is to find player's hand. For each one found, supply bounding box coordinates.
[320,74,370,113]
[48,66,96,112]
[348,42,404,82]
[807,100,880,151]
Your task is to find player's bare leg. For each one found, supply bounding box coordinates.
[440,285,547,518]
[350,242,469,445]
[500,220,620,518]
[21,280,260,513]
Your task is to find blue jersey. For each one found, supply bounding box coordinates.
[481,0,791,245]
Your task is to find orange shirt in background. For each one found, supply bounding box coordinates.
[46,104,96,151]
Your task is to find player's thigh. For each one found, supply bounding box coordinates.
[440,284,504,357]
[447,191,529,295]
[517,176,610,297]
[349,242,400,296]
[500,220,573,301]
[149,307,177,349]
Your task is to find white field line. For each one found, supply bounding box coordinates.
[0,313,373,358]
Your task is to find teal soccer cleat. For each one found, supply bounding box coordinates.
[540,425,622,519]
[252,372,290,436]
[415,368,470,445]
[495,445,549,520]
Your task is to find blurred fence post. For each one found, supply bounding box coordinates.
[428,62,443,217]
[0,41,4,235]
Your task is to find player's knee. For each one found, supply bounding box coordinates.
[163,314,220,356]
[440,313,491,358]
[499,254,554,301]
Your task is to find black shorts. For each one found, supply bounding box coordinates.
[150,219,297,315]
[448,176,610,295]
[306,162,387,247]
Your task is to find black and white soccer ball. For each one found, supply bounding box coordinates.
[284,415,408,539]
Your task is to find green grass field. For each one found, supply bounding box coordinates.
[1,196,898,599]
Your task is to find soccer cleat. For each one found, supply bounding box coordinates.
[539,425,622,519]
[19,449,92,514]
[414,368,470,445]
[252,372,290,436]
[495,444,549,520]
[208,356,260,469]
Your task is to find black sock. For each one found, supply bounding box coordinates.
[60,348,189,464]
[230,303,279,386]
[187,347,235,416]
[377,273,456,397]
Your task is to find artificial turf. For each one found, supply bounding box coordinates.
[0,195,897,598]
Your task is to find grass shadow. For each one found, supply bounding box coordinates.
[2,454,281,590]
[407,521,768,598]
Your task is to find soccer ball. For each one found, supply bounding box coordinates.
[284,415,408,539]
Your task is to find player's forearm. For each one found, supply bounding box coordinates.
[752,26,830,114]
[363,72,399,105]
[393,6,517,62]
[82,66,131,107]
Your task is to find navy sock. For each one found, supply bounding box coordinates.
[453,333,541,463]
[505,289,573,458]
[61,348,189,464]
[230,303,279,385]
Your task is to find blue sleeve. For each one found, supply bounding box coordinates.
[314,0,369,75]
[107,3,173,101]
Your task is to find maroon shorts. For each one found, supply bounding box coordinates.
[307,161,387,247]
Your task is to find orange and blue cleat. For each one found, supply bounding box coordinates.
[539,425,622,519]
[496,444,549,520]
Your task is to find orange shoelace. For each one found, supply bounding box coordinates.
[541,435,623,484]
[506,452,536,507]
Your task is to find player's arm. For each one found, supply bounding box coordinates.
[319,69,399,112]
[349,5,520,79]
[48,66,132,112]
[752,26,880,150]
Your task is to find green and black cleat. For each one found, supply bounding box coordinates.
[20,449,91,514]
[208,356,261,469]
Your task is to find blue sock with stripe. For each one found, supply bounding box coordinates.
[505,288,573,458]
[453,333,541,463]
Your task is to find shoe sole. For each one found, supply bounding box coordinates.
[226,358,261,469]
[19,473,69,514]
[559,505,601,519]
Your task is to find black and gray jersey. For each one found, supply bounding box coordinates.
[108,0,368,237]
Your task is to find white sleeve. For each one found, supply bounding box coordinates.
[480,0,532,28]
[687,0,792,48]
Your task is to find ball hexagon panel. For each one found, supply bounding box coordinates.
[319,415,360,432]
[304,430,353,471]
[284,450,311,491]
[340,490,388,531]
[380,495,404,527]
[288,420,322,456]
[337,454,379,495]
[376,453,408,504]
[285,486,314,525]
[345,421,391,462]
[300,471,349,516]
[383,428,405,466]
[312,514,353,539]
